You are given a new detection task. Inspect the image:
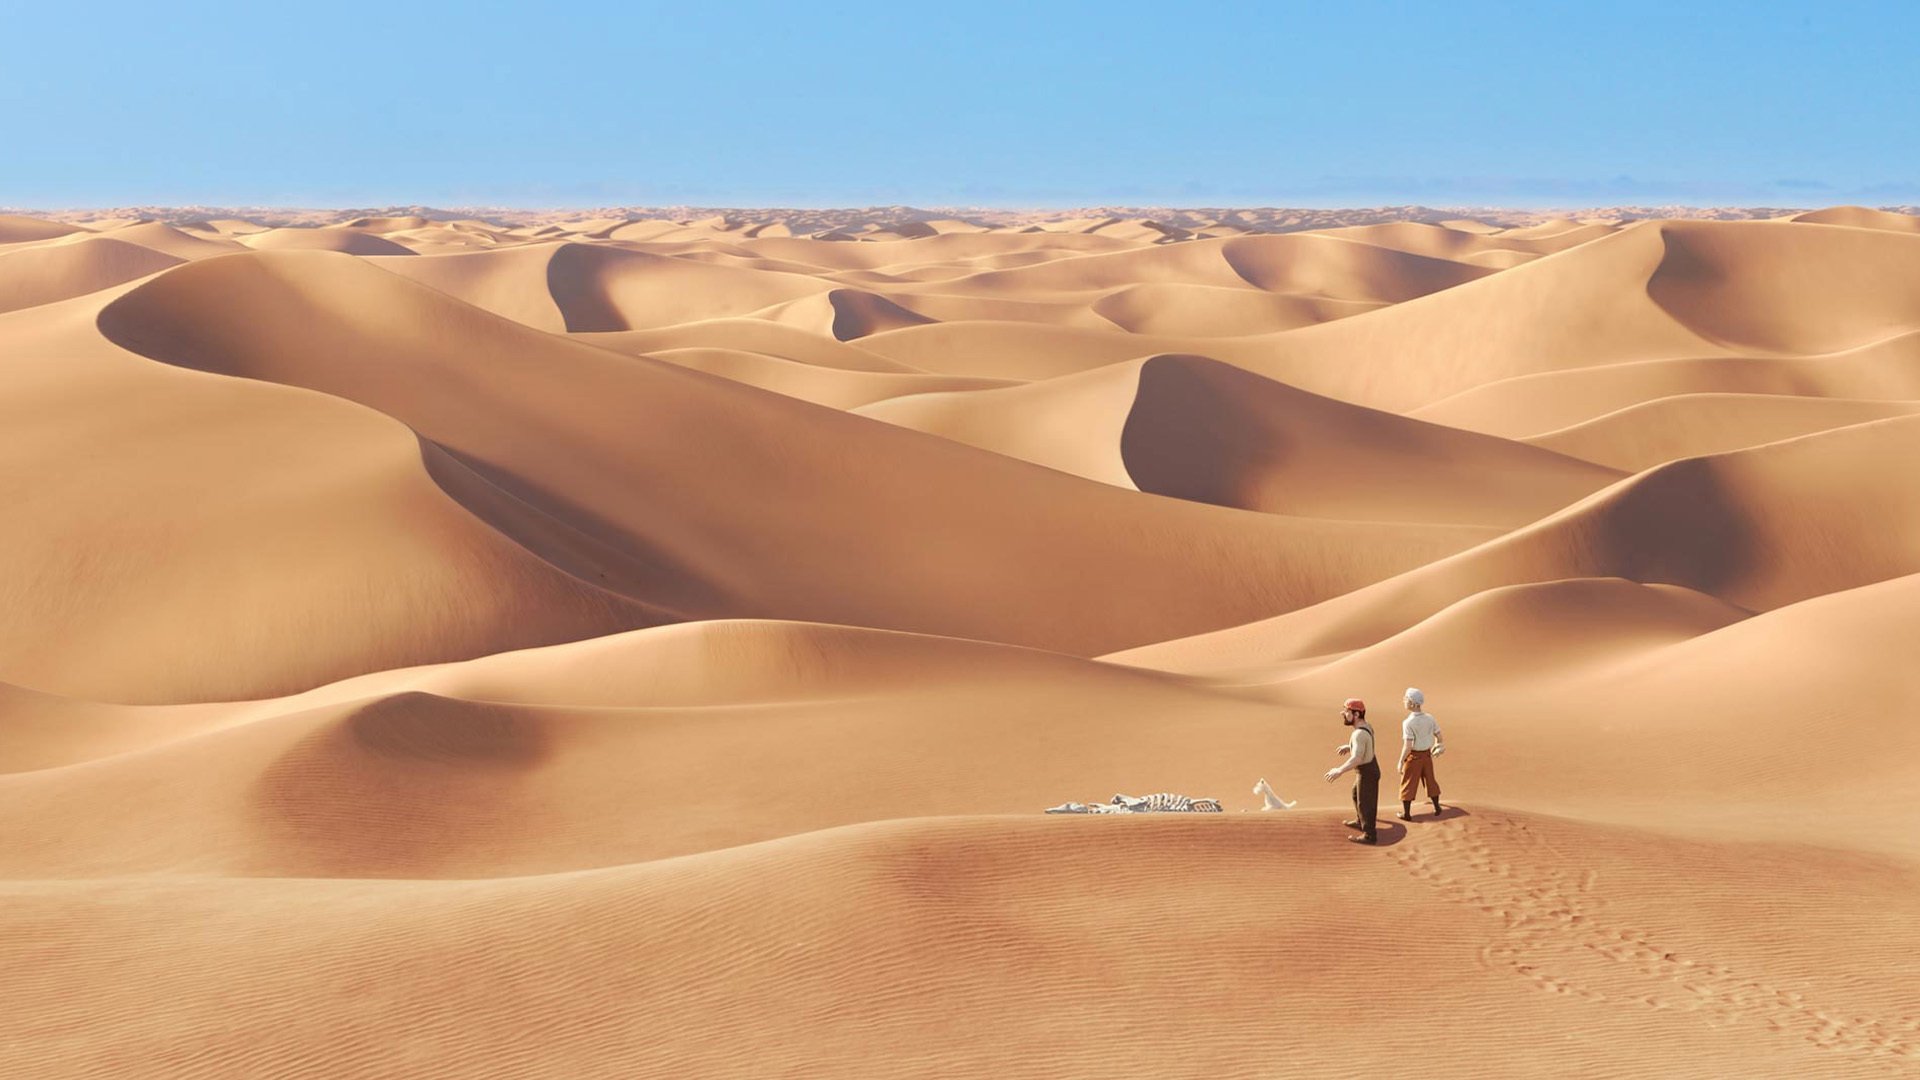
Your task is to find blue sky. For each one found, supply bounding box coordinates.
[5,1,1915,208]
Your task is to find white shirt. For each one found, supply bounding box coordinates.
[1403,712,1439,752]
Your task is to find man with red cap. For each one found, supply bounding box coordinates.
[1323,697,1379,844]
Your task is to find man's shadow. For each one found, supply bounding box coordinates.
[1371,806,1471,847]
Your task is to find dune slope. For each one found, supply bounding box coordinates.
[95,251,1482,658]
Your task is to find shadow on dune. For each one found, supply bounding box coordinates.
[1117,353,1620,527]
[1366,806,1472,847]
[416,437,716,621]
[243,692,561,876]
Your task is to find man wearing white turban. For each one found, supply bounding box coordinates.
[1397,687,1445,820]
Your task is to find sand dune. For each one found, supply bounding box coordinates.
[371,242,571,331]
[0,237,182,313]
[1114,415,1920,675]
[5,206,1918,1077]
[1238,223,1726,410]
[1092,281,1381,334]
[1220,220,1920,415]
[1317,219,1614,260]
[642,346,1010,408]
[856,358,1149,487]
[90,220,242,260]
[1273,577,1751,695]
[0,213,86,244]
[1790,205,1920,232]
[745,230,1132,274]
[96,250,1481,662]
[1414,329,1920,437]
[911,231,1488,303]
[1531,570,1920,834]
[545,243,828,331]
[1525,392,1920,470]
[5,813,1918,1077]
[864,354,1620,526]
[188,217,272,236]
[856,319,1180,378]
[1646,221,1920,354]
[581,317,915,372]
[779,286,939,339]
[1260,571,1920,854]
[0,298,652,704]
[242,226,418,255]
[381,241,837,332]
[341,214,433,231]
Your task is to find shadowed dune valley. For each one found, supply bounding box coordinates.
[6,200,1920,1079]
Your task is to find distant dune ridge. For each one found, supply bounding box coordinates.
[4,204,1920,1078]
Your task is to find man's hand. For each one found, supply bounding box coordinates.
[1398,756,1409,773]
[1323,766,1342,783]
[1334,743,1351,755]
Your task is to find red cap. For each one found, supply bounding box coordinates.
[1343,698,1366,713]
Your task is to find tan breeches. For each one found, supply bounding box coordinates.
[1400,749,1440,802]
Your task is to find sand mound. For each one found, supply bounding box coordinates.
[371,242,569,331]
[856,360,1148,488]
[1092,282,1379,334]
[857,320,1176,378]
[0,304,652,702]
[1116,416,1920,674]
[865,354,1619,527]
[340,215,433,231]
[1458,247,1541,269]
[1238,219,1920,412]
[1645,221,1920,354]
[808,287,941,339]
[242,227,418,256]
[1525,392,1920,470]
[0,237,182,314]
[0,618,1285,876]
[92,221,240,261]
[643,346,1007,408]
[1220,233,1493,299]
[0,214,84,244]
[749,230,1129,273]
[1119,355,1619,525]
[1242,223,1724,410]
[1413,330,1920,437]
[5,814,1916,1077]
[0,681,200,773]
[1554,571,1920,819]
[1354,572,1920,853]
[544,242,826,331]
[1789,205,1920,232]
[583,318,916,372]
[192,217,270,235]
[1279,577,1751,695]
[1317,220,1612,261]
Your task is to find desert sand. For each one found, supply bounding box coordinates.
[2,206,1918,1077]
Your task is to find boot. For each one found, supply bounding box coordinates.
[1432,798,1443,817]
[1397,801,1413,821]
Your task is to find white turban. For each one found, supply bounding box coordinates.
[1405,687,1425,707]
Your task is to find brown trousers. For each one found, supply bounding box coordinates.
[1400,749,1440,802]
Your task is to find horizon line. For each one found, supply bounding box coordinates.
[11,200,1918,215]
